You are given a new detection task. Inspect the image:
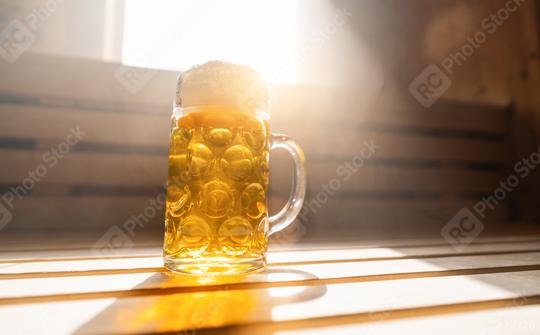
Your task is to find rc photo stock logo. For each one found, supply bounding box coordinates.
[0,201,13,231]
[92,225,135,257]
[0,125,83,231]
[0,0,64,63]
[92,191,166,256]
[113,30,178,94]
[114,65,157,94]
[408,64,451,108]
[442,143,540,250]
[408,0,526,107]
[0,20,35,63]
[441,208,484,251]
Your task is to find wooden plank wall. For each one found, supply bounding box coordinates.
[0,53,513,242]
[271,88,513,240]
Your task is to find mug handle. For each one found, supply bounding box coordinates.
[268,133,307,235]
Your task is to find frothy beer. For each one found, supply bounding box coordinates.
[164,61,271,274]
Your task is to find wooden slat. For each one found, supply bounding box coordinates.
[290,197,509,239]
[4,195,509,231]
[0,105,169,146]
[196,304,540,335]
[2,251,540,299]
[1,240,539,274]
[294,130,505,162]
[4,196,164,229]
[1,234,539,259]
[0,52,176,108]
[272,86,510,134]
[270,241,540,264]
[1,270,539,334]
[271,163,503,195]
[3,194,507,231]
[0,150,167,186]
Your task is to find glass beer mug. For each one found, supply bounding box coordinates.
[164,61,306,275]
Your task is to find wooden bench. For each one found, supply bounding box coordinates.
[1,237,540,334]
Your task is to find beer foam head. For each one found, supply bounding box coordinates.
[175,61,269,112]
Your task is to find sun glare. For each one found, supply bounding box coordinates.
[121,0,299,83]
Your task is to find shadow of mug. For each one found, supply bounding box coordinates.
[75,268,327,334]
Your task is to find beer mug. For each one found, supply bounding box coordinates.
[164,61,306,275]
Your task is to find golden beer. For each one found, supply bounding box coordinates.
[163,61,306,275]
[164,106,270,274]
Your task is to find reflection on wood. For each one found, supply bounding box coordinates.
[1,265,540,334]
[1,238,540,334]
